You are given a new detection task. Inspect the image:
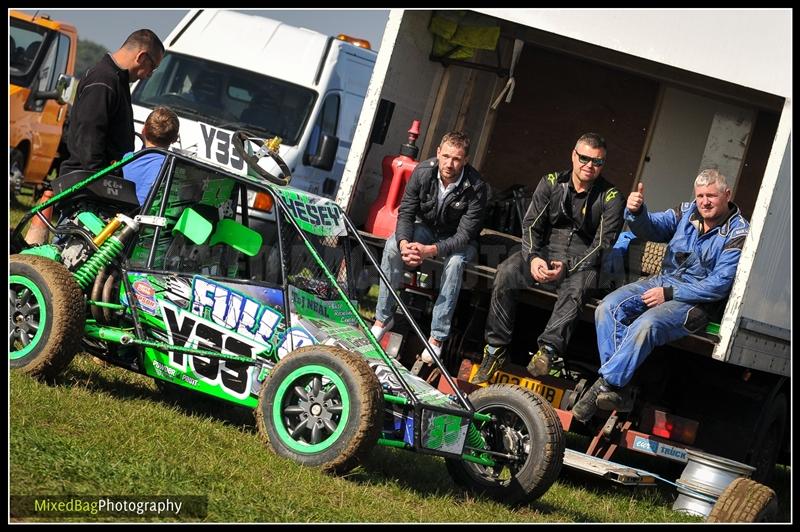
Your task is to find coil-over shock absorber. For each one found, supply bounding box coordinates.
[73,214,140,290]
[466,422,488,452]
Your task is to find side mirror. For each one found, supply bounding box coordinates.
[56,74,78,105]
[307,134,339,171]
[32,74,77,105]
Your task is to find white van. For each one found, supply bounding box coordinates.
[130,9,376,197]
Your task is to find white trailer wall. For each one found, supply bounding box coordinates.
[476,9,791,99]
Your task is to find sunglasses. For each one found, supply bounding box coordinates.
[574,149,605,167]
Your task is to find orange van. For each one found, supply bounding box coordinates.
[10,10,78,200]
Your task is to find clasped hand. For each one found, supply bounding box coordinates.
[531,257,564,283]
[400,241,436,268]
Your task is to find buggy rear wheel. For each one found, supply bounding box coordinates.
[256,346,382,474]
[10,254,85,379]
[445,384,565,505]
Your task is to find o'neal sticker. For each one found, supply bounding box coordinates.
[132,278,158,314]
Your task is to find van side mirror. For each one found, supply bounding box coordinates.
[56,74,78,105]
[307,134,339,171]
[33,74,77,105]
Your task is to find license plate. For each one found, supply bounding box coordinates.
[468,365,564,408]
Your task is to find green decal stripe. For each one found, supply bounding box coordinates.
[272,364,350,453]
[9,275,47,360]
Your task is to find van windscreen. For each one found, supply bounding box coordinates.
[132,51,317,146]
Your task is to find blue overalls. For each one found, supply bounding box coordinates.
[596,201,749,388]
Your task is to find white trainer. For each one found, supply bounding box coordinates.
[369,317,394,342]
[420,340,442,364]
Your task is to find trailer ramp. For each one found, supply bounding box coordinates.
[564,448,657,486]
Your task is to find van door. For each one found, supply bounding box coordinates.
[300,50,374,198]
[639,86,755,211]
[11,23,72,184]
[25,32,72,180]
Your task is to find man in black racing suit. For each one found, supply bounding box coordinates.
[472,133,625,384]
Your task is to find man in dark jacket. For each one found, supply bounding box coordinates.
[371,131,488,363]
[472,133,625,384]
[59,29,164,177]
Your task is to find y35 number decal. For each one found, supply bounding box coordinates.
[201,123,244,170]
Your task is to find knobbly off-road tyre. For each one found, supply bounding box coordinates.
[10,254,84,379]
[706,477,778,522]
[445,384,565,505]
[257,346,382,474]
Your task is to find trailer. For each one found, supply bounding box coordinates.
[337,9,791,482]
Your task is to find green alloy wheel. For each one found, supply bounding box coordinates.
[10,254,85,379]
[257,346,382,474]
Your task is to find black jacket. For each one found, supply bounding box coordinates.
[395,157,488,257]
[59,54,134,175]
[522,170,625,276]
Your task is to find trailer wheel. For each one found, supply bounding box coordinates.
[706,477,778,522]
[748,393,786,483]
[445,384,565,505]
[256,346,382,474]
[10,148,26,204]
[10,254,84,379]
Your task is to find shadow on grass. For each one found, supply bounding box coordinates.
[51,357,258,431]
[352,446,574,518]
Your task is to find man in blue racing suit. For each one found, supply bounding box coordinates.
[571,168,750,423]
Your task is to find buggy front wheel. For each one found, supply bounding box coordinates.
[256,346,382,474]
[10,254,85,379]
[446,384,565,505]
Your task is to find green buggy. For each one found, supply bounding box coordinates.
[10,133,564,505]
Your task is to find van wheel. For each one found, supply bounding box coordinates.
[10,148,26,203]
[10,254,85,379]
[256,346,382,474]
[445,384,565,505]
[748,393,786,483]
[706,477,778,522]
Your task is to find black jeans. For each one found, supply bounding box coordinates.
[485,251,597,354]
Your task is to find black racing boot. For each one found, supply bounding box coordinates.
[570,376,608,424]
[527,344,557,377]
[471,345,507,385]
[597,384,635,413]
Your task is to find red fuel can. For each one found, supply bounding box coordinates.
[365,120,421,237]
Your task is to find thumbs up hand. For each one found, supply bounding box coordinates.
[627,181,645,213]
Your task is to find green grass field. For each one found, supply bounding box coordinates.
[8,356,787,523]
[8,357,700,523]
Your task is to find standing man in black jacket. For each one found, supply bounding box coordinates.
[59,29,164,177]
[371,131,488,363]
[472,133,625,384]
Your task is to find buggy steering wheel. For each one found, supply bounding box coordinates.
[232,130,292,186]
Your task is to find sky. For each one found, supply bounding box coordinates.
[15,9,390,52]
